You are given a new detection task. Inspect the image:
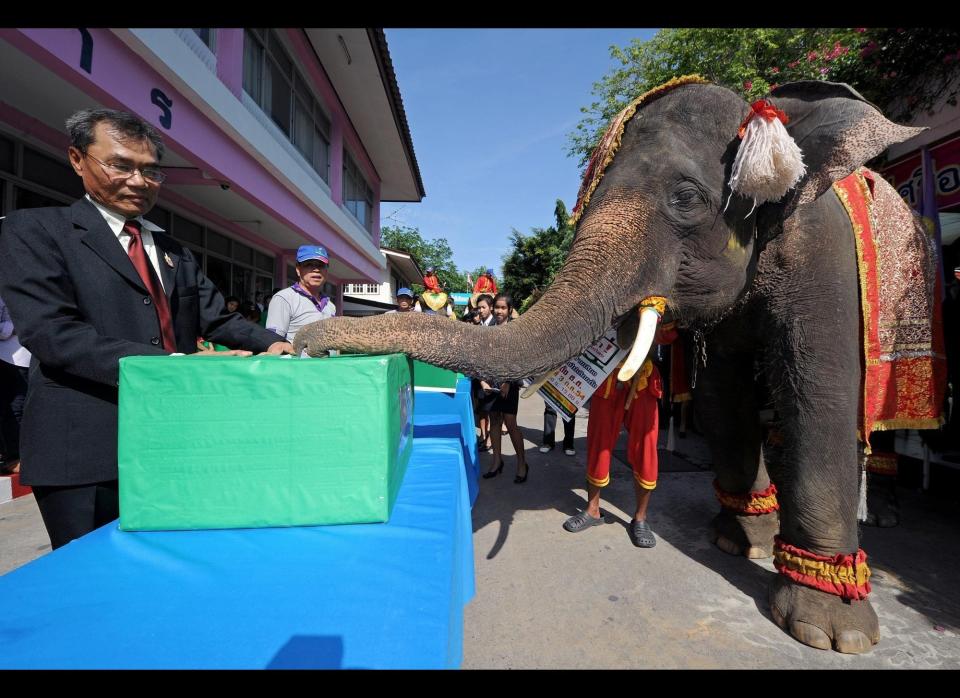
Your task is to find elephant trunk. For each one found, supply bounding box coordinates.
[294,192,674,382]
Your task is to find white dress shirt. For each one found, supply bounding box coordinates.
[85,194,168,292]
[0,293,31,367]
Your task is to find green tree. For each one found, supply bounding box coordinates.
[501,199,575,312]
[569,28,960,166]
[380,225,468,294]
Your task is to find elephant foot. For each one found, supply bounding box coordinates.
[769,574,879,654]
[863,473,900,528]
[711,509,779,559]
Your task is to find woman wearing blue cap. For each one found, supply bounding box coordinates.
[265,245,337,343]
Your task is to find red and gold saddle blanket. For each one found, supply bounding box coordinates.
[834,168,947,447]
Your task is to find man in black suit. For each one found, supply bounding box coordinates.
[0,108,293,549]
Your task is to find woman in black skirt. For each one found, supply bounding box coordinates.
[482,293,529,483]
[471,294,496,451]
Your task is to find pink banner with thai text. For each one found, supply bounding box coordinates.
[880,137,960,211]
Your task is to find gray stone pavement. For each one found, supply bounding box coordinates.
[0,491,51,575]
[463,394,960,669]
[2,394,959,668]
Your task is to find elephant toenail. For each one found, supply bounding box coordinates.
[789,620,832,651]
[835,630,873,654]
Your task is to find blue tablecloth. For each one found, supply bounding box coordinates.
[0,437,473,669]
[415,378,479,505]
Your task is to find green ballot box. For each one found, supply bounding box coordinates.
[412,360,463,393]
[118,354,413,531]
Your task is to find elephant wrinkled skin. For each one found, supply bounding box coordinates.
[295,81,927,654]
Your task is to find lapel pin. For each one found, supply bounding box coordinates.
[164,253,174,268]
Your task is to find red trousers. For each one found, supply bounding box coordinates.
[586,365,661,490]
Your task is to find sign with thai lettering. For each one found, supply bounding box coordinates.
[880,136,960,210]
[537,328,627,422]
[450,293,471,305]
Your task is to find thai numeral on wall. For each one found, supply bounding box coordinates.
[151,89,173,129]
[77,29,93,73]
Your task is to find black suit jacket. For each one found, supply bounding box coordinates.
[0,198,284,486]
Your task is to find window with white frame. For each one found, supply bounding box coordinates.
[345,283,381,295]
[343,151,373,233]
[193,29,216,52]
[243,28,331,182]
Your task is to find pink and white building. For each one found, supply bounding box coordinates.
[0,28,425,307]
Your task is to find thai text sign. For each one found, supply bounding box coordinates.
[537,328,627,422]
[880,136,960,210]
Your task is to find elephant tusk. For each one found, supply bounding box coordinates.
[617,307,660,382]
[521,369,558,399]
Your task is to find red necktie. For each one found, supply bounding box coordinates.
[124,220,176,351]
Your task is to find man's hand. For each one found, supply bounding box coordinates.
[262,341,294,355]
[500,382,509,398]
[194,348,253,356]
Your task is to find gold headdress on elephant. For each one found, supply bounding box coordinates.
[570,75,710,228]
[416,267,452,315]
[469,268,498,308]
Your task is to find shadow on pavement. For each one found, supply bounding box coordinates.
[471,413,960,641]
[471,425,773,621]
[858,485,960,633]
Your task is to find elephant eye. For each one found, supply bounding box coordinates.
[670,186,702,210]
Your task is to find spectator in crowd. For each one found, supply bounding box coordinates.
[239,300,261,324]
[475,294,495,326]
[260,287,282,328]
[386,287,415,314]
[0,294,30,476]
[224,295,241,314]
[265,246,337,342]
[472,293,497,451]
[0,108,292,548]
[482,293,529,484]
[540,404,576,457]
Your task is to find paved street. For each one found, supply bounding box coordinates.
[2,393,959,668]
[463,394,960,669]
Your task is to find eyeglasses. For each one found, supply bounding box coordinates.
[84,153,166,184]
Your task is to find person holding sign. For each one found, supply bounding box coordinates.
[564,301,678,548]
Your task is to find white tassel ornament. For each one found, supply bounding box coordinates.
[727,100,806,209]
[857,462,869,523]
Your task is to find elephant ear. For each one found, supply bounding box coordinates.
[766,81,924,209]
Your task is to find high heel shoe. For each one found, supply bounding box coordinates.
[483,461,504,479]
[513,461,529,484]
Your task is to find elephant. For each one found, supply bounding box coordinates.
[295,78,938,654]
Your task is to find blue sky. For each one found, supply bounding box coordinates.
[382,29,658,277]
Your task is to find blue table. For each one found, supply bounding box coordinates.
[0,436,474,669]
[414,378,479,505]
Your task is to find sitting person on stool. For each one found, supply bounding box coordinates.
[564,318,677,548]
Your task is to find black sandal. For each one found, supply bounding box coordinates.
[513,461,529,484]
[563,510,605,532]
[483,461,504,479]
[629,519,656,548]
